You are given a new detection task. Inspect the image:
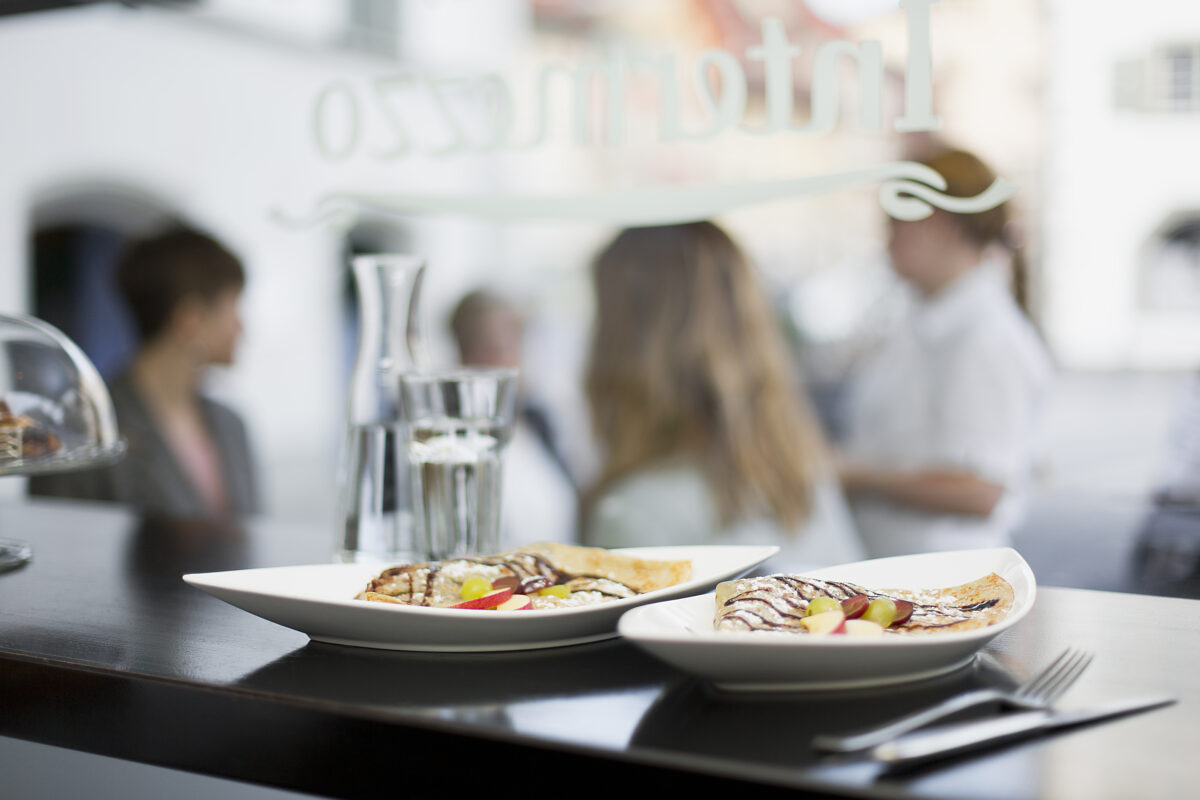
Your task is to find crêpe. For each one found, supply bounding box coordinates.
[714,572,1013,634]
[359,542,692,610]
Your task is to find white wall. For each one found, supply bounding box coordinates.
[0,4,526,519]
[1045,0,1200,369]
[7,1,1196,515]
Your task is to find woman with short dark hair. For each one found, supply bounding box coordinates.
[33,227,259,518]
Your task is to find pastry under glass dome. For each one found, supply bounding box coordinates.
[0,312,125,570]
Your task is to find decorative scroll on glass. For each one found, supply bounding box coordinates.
[274,162,1015,229]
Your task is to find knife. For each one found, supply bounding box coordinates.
[871,696,1177,768]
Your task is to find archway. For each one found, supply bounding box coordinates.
[1140,211,1200,313]
[30,182,182,378]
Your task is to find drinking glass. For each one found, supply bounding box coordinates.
[400,368,519,561]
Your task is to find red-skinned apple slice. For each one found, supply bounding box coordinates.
[495,594,533,611]
[843,619,885,636]
[449,587,514,609]
[799,609,846,634]
[841,594,869,620]
[891,600,914,627]
[491,576,520,592]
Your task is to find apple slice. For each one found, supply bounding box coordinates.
[449,587,514,610]
[843,619,885,636]
[799,609,846,635]
[841,594,869,620]
[491,576,520,592]
[891,600,915,627]
[495,594,533,611]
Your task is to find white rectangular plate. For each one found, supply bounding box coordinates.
[183,545,778,652]
[617,548,1036,691]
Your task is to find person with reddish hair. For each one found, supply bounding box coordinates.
[839,146,1053,557]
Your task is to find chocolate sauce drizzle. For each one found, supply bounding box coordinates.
[717,574,1004,633]
[363,551,640,605]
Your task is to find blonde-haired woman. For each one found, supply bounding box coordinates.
[582,221,863,568]
[840,146,1054,557]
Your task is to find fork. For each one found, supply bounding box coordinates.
[813,648,1094,753]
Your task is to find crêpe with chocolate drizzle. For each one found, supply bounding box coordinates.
[714,572,1013,634]
[359,542,692,610]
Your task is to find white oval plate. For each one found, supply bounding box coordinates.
[183,545,777,652]
[617,548,1036,691]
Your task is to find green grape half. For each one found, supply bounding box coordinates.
[806,596,842,616]
[862,597,897,628]
[460,576,493,600]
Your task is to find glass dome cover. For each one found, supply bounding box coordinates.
[0,313,124,476]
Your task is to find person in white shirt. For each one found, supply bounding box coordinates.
[449,289,578,546]
[582,222,864,570]
[839,147,1054,557]
[1153,373,1200,508]
[1132,373,1200,584]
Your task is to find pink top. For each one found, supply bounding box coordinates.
[160,412,229,516]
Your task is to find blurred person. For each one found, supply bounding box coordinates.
[32,228,259,518]
[582,222,863,567]
[1133,372,1200,584]
[839,147,1053,557]
[1152,372,1200,508]
[449,289,578,544]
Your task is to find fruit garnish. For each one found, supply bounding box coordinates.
[449,587,514,609]
[843,619,885,636]
[520,576,553,594]
[806,596,841,616]
[840,594,869,619]
[460,576,494,600]
[799,608,846,634]
[537,585,570,599]
[862,597,897,628]
[892,600,914,627]
[496,595,534,611]
[491,576,520,592]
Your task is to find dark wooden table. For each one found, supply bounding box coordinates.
[1,498,1196,799]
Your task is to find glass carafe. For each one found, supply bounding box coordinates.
[336,254,426,563]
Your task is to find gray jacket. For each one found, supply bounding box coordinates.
[30,372,259,518]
